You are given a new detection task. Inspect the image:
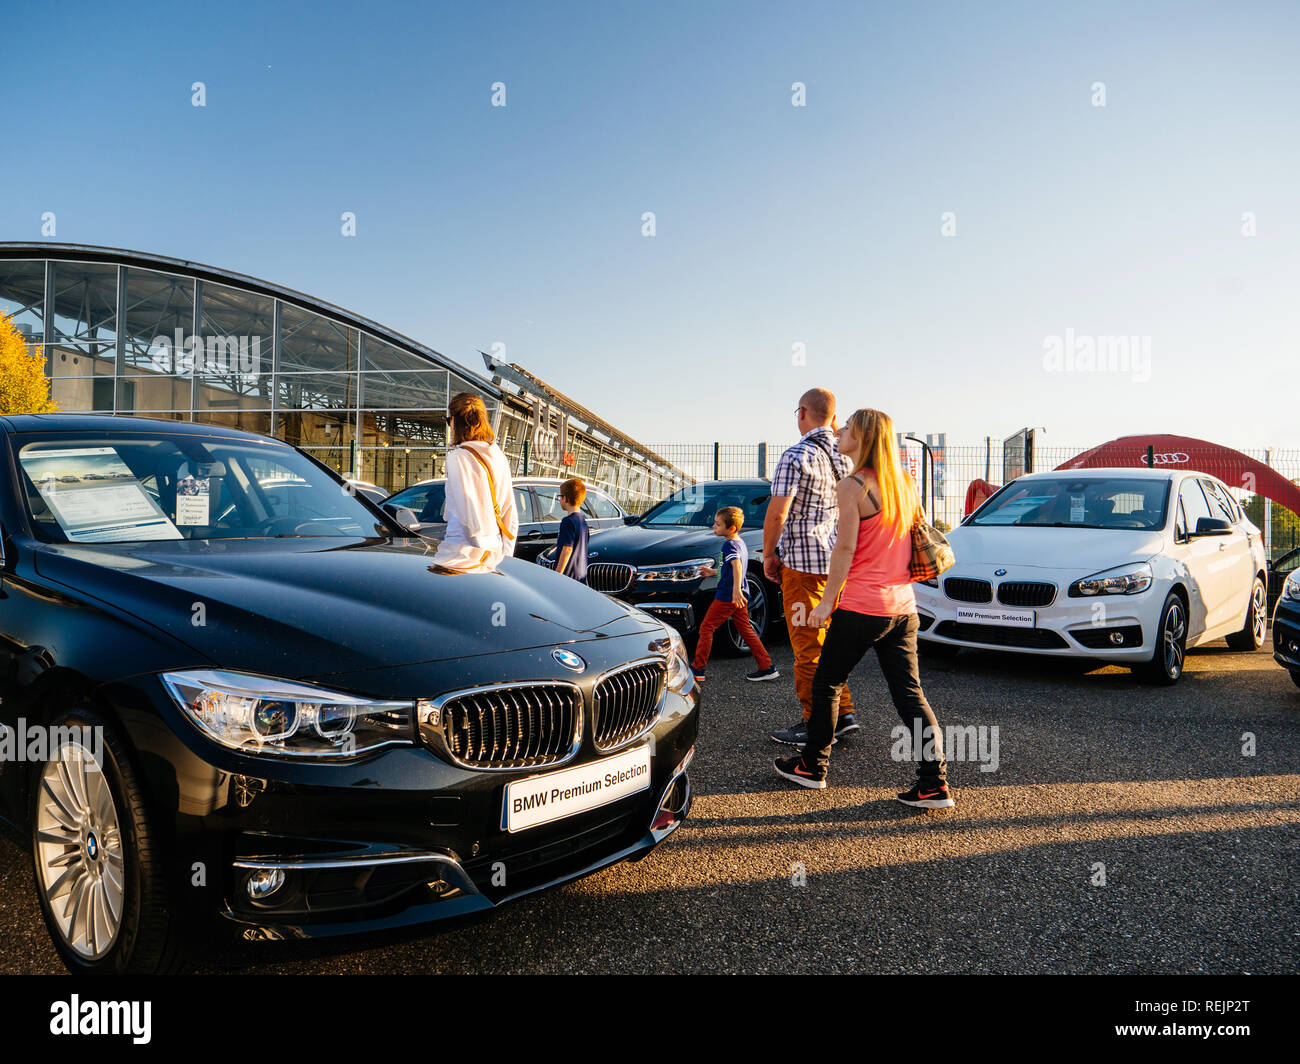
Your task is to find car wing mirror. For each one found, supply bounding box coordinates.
[1191,517,1232,537]
[385,506,422,534]
[623,514,640,525]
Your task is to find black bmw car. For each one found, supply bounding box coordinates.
[1271,561,1300,690]
[539,479,779,655]
[0,415,698,973]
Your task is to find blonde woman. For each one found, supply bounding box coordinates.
[773,408,952,807]
[429,392,518,572]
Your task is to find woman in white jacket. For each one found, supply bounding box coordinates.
[429,392,519,572]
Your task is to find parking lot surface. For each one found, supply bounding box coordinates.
[2,639,1296,974]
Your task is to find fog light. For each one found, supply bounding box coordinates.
[245,868,286,900]
[1109,632,1125,646]
[1289,641,1299,655]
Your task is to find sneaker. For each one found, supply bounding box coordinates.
[834,713,860,737]
[896,781,954,809]
[692,669,706,684]
[770,719,837,747]
[746,666,780,682]
[773,755,826,789]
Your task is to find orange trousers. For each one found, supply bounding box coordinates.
[782,566,854,722]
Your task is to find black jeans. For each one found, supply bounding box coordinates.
[803,609,947,782]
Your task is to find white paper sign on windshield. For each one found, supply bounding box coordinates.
[20,447,183,542]
[176,476,210,526]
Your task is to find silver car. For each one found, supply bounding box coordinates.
[383,476,629,560]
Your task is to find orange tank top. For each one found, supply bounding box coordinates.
[838,507,916,617]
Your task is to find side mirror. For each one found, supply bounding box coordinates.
[1191,517,1232,537]
[623,514,641,525]
[387,506,422,534]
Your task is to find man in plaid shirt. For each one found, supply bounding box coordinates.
[763,388,859,746]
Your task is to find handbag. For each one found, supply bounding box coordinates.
[908,511,955,583]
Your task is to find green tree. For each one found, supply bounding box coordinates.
[1243,494,1300,557]
[0,313,57,414]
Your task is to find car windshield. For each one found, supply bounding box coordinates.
[640,484,770,528]
[968,477,1169,530]
[13,432,387,543]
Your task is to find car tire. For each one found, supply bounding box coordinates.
[30,705,183,974]
[721,569,772,657]
[1290,670,1300,691]
[1135,592,1187,686]
[1225,576,1267,651]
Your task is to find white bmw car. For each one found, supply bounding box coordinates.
[914,468,1268,684]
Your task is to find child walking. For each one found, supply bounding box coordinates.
[554,478,590,583]
[693,507,780,683]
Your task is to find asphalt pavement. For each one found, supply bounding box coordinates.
[2,637,1297,974]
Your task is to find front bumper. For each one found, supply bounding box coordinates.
[1272,598,1300,672]
[914,569,1159,662]
[224,744,696,941]
[103,649,700,942]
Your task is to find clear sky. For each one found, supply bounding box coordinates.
[3,0,1297,449]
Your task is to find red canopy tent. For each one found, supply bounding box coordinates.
[1054,434,1300,516]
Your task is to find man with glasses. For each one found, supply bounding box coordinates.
[763,388,859,746]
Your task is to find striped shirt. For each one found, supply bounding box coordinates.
[771,427,853,575]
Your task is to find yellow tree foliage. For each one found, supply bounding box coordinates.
[0,312,58,414]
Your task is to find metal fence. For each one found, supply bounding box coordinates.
[650,439,1300,559]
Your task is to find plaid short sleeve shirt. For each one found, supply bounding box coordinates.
[771,426,853,575]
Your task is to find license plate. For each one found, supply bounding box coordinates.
[503,744,652,833]
[956,606,1036,628]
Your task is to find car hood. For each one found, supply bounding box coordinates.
[34,537,660,682]
[585,524,762,566]
[947,525,1165,571]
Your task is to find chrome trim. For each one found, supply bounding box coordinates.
[420,679,585,773]
[590,656,668,753]
[232,851,466,872]
[586,562,636,594]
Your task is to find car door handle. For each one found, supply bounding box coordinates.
[526,529,541,537]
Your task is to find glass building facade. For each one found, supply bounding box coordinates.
[0,245,684,509]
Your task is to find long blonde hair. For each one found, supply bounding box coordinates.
[845,408,918,539]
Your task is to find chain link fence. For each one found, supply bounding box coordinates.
[650,439,1300,560]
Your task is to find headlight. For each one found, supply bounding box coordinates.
[919,577,939,588]
[1069,562,1154,597]
[161,669,413,759]
[536,546,557,566]
[665,627,693,693]
[637,558,712,583]
[1284,572,1300,601]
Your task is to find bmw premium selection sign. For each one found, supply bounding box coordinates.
[505,744,652,833]
[956,606,1036,628]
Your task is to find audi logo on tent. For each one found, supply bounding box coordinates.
[1142,452,1190,465]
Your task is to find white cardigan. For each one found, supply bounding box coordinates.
[431,441,519,571]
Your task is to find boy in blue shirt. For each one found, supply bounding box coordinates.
[554,478,590,583]
[692,506,779,683]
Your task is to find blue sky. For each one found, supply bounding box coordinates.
[3,0,1298,449]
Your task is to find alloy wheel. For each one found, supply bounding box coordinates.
[726,573,768,654]
[34,740,125,961]
[1252,582,1267,645]
[1163,600,1187,679]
